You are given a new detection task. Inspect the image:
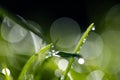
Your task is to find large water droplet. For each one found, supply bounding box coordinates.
[78,58,85,64]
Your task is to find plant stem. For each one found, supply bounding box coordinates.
[63,23,94,80]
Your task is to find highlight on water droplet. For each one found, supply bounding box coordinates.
[92,27,95,31]
[2,68,10,76]
[78,58,85,64]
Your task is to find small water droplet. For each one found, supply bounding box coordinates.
[52,51,60,57]
[45,52,52,58]
[83,39,86,43]
[52,50,55,53]
[78,58,85,64]
[92,27,95,31]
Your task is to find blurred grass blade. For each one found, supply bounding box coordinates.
[0,7,45,41]
[0,72,5,79]
[18,43,52,80]
[63,23,94,80]
[74,23,94,53]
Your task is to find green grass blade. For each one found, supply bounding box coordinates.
[18,43,52,80]
[63,23,94,80]
[0,7,46,41]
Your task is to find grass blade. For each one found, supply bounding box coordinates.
[18,43,52,80]
[63,23,94,80]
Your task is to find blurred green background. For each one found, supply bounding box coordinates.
[0,0,120,80]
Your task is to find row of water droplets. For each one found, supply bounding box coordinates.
[45,44,86,79]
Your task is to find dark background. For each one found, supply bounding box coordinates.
[0,0,119,30]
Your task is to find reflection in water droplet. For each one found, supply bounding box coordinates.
[78,58,85,64]
[87,70,104,80]
[58,59,68,71]
[2,68,10,76]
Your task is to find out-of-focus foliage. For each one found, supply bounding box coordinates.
[0,4,120,80]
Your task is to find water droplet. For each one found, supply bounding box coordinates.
[2,68,10,76]
[92,27,95,31]
[78,58,85,64]
[83,39,86,43]
[52,50,55,53]
[52,51,60,57]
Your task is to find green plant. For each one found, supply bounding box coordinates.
[0,7,118,80]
